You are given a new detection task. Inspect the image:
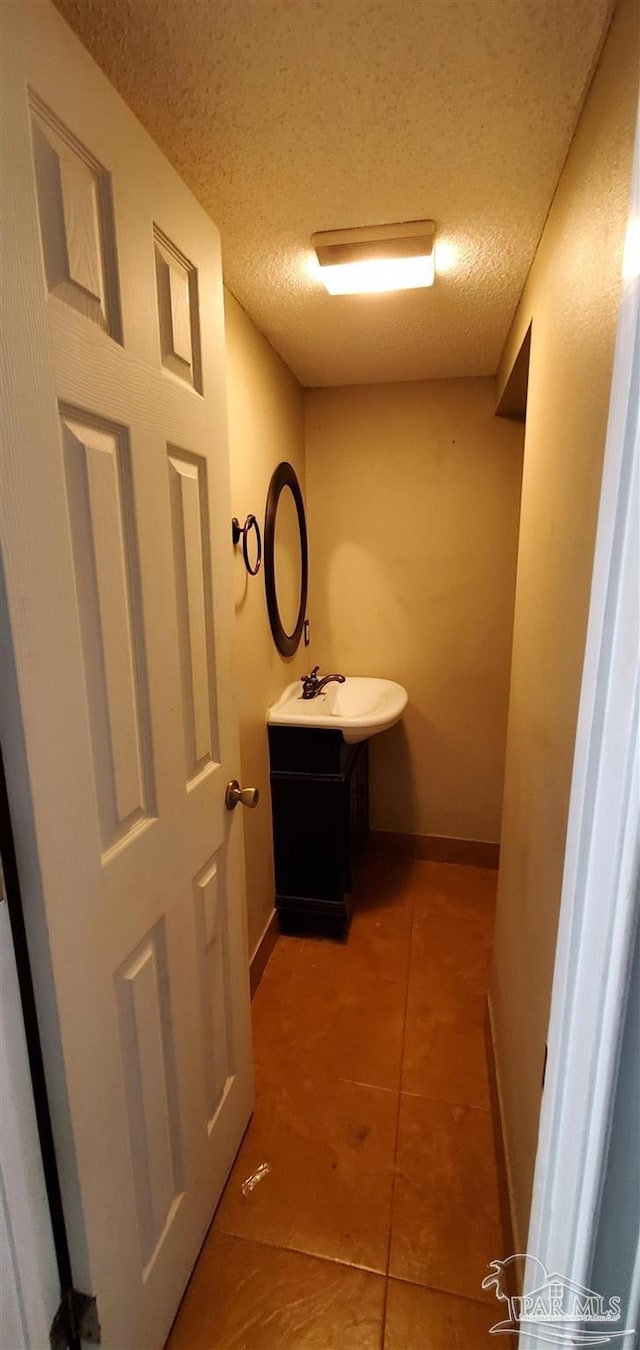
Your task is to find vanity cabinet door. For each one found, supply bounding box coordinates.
[272,775,350,904]
[269,732,369,935]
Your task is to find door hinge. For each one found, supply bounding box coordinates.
[50,1288,101,1350]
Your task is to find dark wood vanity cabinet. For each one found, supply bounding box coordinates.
[268,726,369,936]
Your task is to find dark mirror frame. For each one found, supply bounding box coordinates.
[264,461,308,657]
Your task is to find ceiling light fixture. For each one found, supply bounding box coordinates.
[312,220,436,295]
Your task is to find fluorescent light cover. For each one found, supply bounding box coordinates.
[320,253,435,295]
[434,239,458,273]
[312,220,436,296]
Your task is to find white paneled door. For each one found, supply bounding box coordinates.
[0,3,253,1345]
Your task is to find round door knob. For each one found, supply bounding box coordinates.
[225,779,260,810]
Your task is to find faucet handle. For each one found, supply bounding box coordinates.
[300,665,320,699]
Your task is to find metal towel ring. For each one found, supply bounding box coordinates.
[232,514,262,576]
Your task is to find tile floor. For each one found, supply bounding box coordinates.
[167,854,504,1349]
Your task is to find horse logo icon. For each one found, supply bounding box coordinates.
[482,1254,635,1344]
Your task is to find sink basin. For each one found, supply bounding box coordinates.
[267,676,408,744]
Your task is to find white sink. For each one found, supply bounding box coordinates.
[268,676,408,744]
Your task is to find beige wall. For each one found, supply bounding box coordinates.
[305,378,524,843]
[224,289,307,955]
[490,0,638,1250]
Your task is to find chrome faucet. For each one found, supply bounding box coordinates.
[301,665,346,700]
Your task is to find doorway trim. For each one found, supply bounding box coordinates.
[523,112,639,1338]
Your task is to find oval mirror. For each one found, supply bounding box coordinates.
[264,462,308,657]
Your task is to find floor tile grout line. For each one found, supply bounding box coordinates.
[215,1222,496,1309]
[212,1224,390,1280]
[399,1089,493,1114]
[236,883,415,1341]
[173,864,502,1345]
[379,862,418,1350]
[386,1268,497,1307]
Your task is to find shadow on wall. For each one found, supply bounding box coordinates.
[310,535,424,829]
[304,377,524,846]
[369,719,421,835]
[234,557,249,615]
[306,457,522,844]
[313,537,420,677]
[369,702,481,838]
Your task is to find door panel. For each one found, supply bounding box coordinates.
[61,408,155,848]
[115,921,184,1276]
[194,850,236,1126]
[154,229,202,391]
[29,92,122,339]
[167,447,219,781]
[0,4,253,1345]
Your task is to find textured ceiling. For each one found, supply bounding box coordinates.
[54,0,613,387]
